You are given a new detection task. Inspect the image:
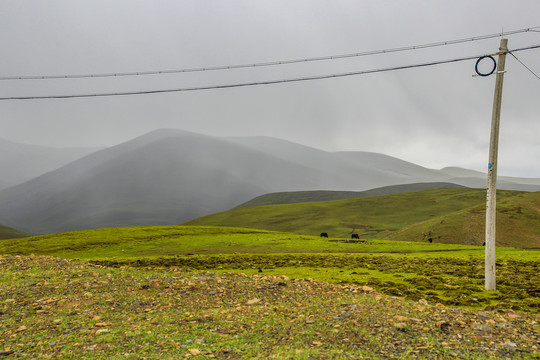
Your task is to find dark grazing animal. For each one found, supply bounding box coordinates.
[320,232,328,238]
[351,234,360,239]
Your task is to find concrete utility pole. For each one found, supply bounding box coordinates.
[485,38,508,291]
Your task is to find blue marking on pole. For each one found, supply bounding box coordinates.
[488,163,493,170]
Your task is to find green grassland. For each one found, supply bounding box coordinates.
[1,225,538,313]
[185,188,539,248]
[1,224,539,358]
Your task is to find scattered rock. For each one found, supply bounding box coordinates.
[188,348,201,356]
[471,324,493,332]
[246,298,261,305]
[95,329,110,335]
[439,322,451,332]
[504,342,517,350]
[361,286,375,293]
[477,312,491,321]
[394,323,407,332]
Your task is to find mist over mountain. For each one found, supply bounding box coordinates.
[1,129,539,235]
[0,138,100,190]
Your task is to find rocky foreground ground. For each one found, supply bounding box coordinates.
[0,255,538,359]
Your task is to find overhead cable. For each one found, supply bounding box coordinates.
[508,51,540,80]
[1,44,539,101]
[1,26,539,81]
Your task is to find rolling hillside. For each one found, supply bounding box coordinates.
[184,188,539,248]
[1,128,539,235]
[385,191,540,248]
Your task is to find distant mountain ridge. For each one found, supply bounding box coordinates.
[234,182,466,209]
[0,223,27,240]
[1,128,539,235]
[0,138,101,190]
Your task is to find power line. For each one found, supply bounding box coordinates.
[1,44,539,101]
[1,26,539,81]
[509,51,540,80]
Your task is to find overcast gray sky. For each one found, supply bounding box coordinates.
[1,1,539,177]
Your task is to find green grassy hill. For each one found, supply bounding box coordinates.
[184,188,539,248]
[386,191,540,248]
[0,223,27,240]
[234,182,465,209]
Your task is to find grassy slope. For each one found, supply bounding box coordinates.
[234,182,465,209]
[386,191,540,248]
[0,223,27,240]
[185,188,537,247]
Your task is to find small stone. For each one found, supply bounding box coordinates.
[95,329,110,335]
[418,299,428,306]
[361,286,374,293]
[394,315,408,322]
[312,341,322,346]
[504,342,517,350]
[477,312,491,321]
[472,324,493,332]
[394,323,407,332]
[439,322,451,332]
[208,291,217,295]
[246,298,261,305]
[188,348,201,356]
[16,326,27,332]
[507,313,520,320]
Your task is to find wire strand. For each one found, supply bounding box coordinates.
[1,44,539,101]
[509,52,540,80]
[1,26,539,81]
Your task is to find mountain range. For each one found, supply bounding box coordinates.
[1,128,539,235]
